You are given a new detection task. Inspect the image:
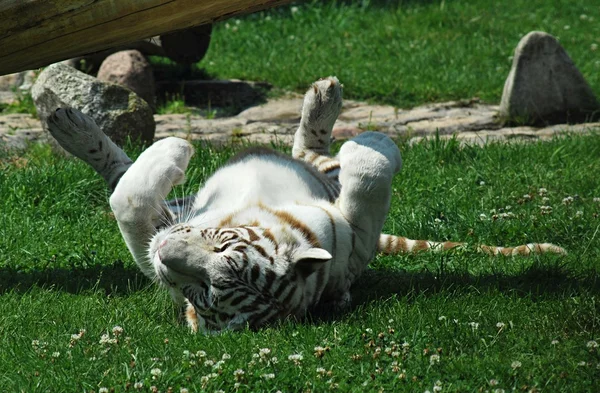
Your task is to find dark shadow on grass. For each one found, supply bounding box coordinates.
[2,259,598,318]
[350,264,600,306]
[0,261,151,296]
[309,262,599,321]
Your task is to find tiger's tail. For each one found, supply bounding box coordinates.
[377,234,567,256]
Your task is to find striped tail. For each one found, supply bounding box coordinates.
[377,234,567,256]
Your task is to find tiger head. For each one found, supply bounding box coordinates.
[148,224,332,332]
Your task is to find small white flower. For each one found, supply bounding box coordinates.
[222,353,231,360]
[180,389,189,393]
[564,25,571,30]
[430,354,440,365]
[578,361,587,366]
[587,340,598,349]
[551,340,559,346]
[112,326,124,336]
[134,382,143,389]
[51,351,60,358]
[538,188,547,195]
[479,214,487,220]
[196,350,207,358]
[434,218,442,223]
[271,356,278,364]
[150,368,162,377]
[388,319,394,323]
[261,373,276,380]
[288,353,303,364]
[365,328,373,334]
[433,380,442,392]
[489,379,499,386]
[575,211,584,217]
[511,360,522,369]
[580,14,589,20]
[479,181,486,186]
[542,197,550,203]
[438,315,447,321]
[212,360,225,369]
[494,389,505,393]
[204,359,215,367]
[99,388,108,393]
[316,367,326,374]
[496,322,506,329]
[99,333,117,345]
[562,196,574,205]
[469,321,479,330]
[291,6,299,13]
[523,194,531,200]
[259,348,271,357]
[593,197,600,203]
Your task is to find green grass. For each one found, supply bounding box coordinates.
[197,0,600,108]
[1,134,599,392]
[0,90,37,116]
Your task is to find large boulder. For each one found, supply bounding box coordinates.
[32,63,154,146]
[500,31,600,125]
[97,50,155,110]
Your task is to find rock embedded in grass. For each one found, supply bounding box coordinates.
[500,31,600,125]
[32,63,155,147]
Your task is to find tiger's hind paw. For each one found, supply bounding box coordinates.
[292,77,343,157]
[48,108,132,188]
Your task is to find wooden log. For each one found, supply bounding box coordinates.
[0,0,292,76]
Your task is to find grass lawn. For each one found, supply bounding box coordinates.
[1,1,600,391]
[197,0,600,108]
[1,133,599,392]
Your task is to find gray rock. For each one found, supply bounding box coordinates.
[97,50,155,109]
[31,63,155,146]
[500,31,600,125]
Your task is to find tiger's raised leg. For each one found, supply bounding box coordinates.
[47,108,194,278]
[292,77,343,181]
[336,132,402,276]
[47,108,133,192]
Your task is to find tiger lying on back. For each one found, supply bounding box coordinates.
[47,77,565,333]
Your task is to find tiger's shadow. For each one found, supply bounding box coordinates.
[0,261,150,295]
[1,260,596,303]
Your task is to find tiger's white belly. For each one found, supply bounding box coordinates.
[184,155,357,303]
[190,156,333,225]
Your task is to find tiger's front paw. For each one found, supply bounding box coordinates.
[133,137,194,195]
[339,132,402,178]
[110,137,194,217]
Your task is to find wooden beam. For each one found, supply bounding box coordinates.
[0,0,292,76]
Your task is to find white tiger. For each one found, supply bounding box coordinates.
[47,77,565,333]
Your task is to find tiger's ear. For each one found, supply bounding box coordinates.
[293,248,332,278]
